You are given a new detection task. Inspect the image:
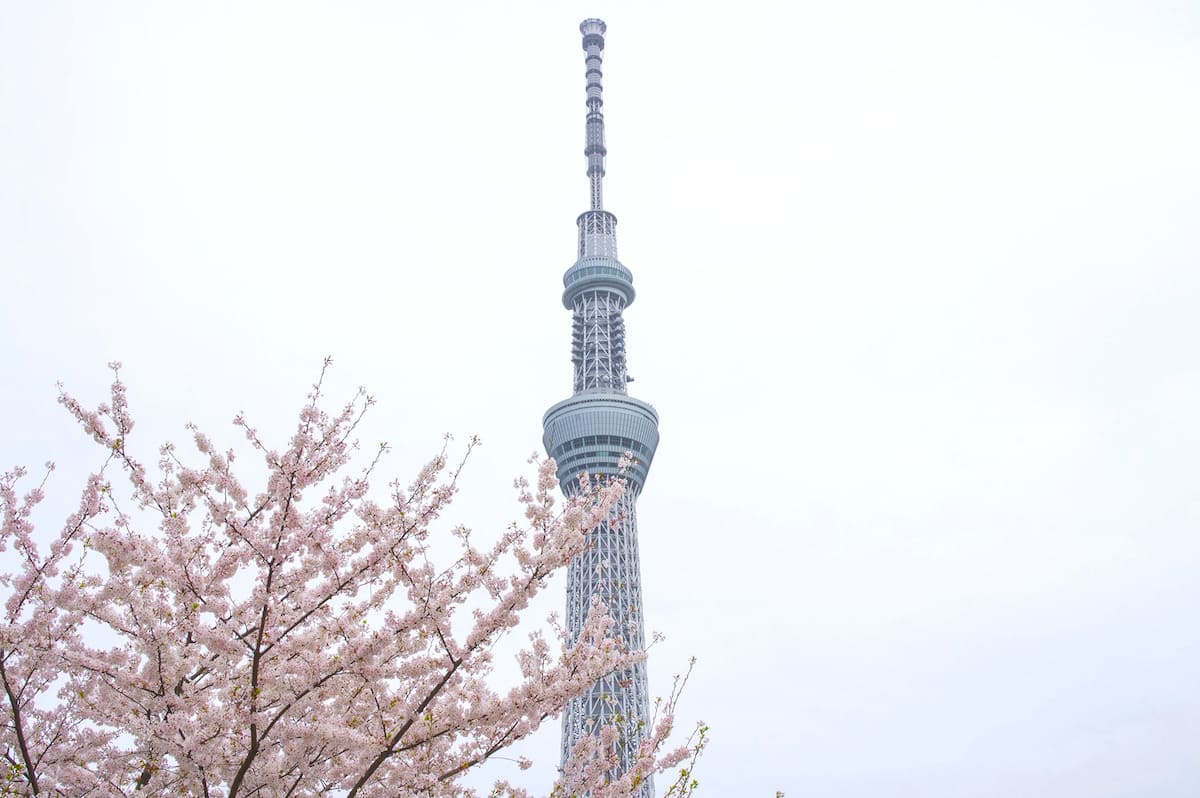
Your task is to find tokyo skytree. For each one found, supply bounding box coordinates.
[541,19,660,794]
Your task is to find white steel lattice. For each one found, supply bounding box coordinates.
[560,488,652,797]
[578,210,618,260]
[572,290,628,394]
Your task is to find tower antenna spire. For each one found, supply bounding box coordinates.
[580,18,607,211]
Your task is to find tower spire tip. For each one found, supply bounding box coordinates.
[581,19,608,211]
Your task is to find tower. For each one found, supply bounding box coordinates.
[542,19,659,794]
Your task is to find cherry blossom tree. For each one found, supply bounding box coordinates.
[1,361,701,797]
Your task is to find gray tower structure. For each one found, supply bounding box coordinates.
[542,19,659,793]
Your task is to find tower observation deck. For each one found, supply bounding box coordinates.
[542,19,659,795]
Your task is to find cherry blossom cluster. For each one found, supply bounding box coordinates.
[1,361,701,797]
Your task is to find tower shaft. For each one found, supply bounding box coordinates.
[543,20,659,797]
[571,289,627,393]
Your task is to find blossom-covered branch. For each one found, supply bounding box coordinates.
[1,363,703,797]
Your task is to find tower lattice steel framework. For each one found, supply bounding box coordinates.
[542,19,659,796]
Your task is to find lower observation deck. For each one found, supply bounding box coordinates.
[542,391,659,493]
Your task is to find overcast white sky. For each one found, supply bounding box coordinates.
[2,1,1199,796]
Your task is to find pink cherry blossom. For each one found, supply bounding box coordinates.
[1,362,704,797]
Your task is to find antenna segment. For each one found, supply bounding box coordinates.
[581,17,607,211]
[575,18,619,264]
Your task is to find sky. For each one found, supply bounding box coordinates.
[2,1,1199,796]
